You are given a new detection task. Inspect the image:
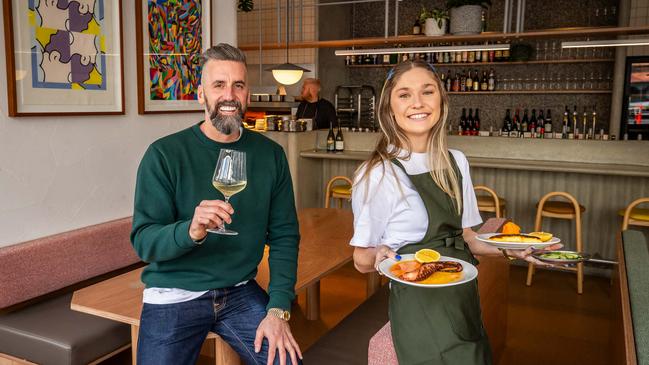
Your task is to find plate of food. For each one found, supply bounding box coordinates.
[378,251,477,288]
[475,221,560,250]
[531,250,590,264]
[476,233,560,250]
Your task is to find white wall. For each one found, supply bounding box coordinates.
[0,1,237,247]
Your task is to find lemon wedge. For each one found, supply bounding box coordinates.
[415,249,441,263]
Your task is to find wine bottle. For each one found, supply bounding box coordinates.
[335,123,344,152]
[327,122,335,152]
[474,108,481,135]
[502,109,512,136]
[487,69,496,91]
[459,108,467,135]
[467,108,474,135]
[521,109,529,134]
[562,106,569,139]
[544,109,553,138]
[537,109,545,138]
[529,109,537,136]
[570,105,577,139]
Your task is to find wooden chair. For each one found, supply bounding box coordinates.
[474,185,507,218]
[526,191,586,294]
[620,197,649,230]
[325,176,352,208]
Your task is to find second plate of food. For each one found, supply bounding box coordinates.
[531,250,590,264]
[378,254,477,288]
[476,233,560,250]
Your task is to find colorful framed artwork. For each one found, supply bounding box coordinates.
[135,0,211,114]
[3,0,124,116]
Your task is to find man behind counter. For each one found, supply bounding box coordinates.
[296,78,337,130]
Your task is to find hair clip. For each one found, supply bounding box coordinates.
[386,67,396,80]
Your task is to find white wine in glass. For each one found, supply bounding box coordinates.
[207,149,246,235]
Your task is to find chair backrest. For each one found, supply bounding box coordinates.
[325,176,353,208]
[622,197,649,230]
[536,191,582,251]
[474,185,502,218]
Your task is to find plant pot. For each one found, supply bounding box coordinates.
[449,5,482,35]
[424,18,446,36]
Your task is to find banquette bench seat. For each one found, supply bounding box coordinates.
[0,217,142,365]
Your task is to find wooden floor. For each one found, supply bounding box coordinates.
[102,262,613,365]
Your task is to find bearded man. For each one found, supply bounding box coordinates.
[131,43,302,365]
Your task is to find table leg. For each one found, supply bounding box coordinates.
[130,325,139,365]
[212,335,242,365]
[366,272,382,298]
[305,282,321,320]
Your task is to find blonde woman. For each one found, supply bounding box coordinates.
[350,60,560,364]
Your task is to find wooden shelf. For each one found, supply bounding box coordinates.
[447,90,612,95]
[239,26,649,51]
[347,59,614,67]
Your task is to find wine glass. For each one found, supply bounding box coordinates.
[208,149,247,235]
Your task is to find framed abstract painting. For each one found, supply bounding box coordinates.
[135,0,211,114]
[3,0,124,116]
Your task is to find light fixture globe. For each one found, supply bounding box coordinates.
[268,63,310,85]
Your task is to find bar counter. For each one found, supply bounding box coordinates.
[262,130,649,261]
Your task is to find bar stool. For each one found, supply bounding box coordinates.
[526,191,586,294]
[325,176,352,208]
[474,185,507,218]
[620,197,649,230]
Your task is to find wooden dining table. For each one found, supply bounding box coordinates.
[71,208,355,365]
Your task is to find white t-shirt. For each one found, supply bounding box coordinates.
[350,149,482,252]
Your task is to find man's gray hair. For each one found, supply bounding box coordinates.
[200,43,247,67]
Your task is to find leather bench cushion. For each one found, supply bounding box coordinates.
[0,217,139,308]
[623,230,649,364]
[303,286,389,365]
[0,293,130,365]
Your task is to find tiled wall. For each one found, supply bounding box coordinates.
[237,0,316,67]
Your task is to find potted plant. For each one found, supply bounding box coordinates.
[446,0,491,35]
[424,8,449,36]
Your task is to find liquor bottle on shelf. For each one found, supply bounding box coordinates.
[481,10,487,33]
[466,71,473,91]
[335,122,344,152]
[474,108,481,135]
[544,109,553,138]
[562,106,569,139]
[345,55,351,66]
[570,105,578,139]
[529,109,537,137]
[582,106,589,139]
[462,47,468,63]
[475,47,482,62]
[459,108,467,135]
[537,109,545,138]
[512,109,521,137]
[502,41,511,61]
[382,54,390,64]
[521,109,529,135]
[389,52,398,64]
[446,70,452,91]
[488,43,495,62]
[468,50,475,63]
[460,71,467,92]
[487,69,496,91]
[452,72,460,92]
[591,106,597,140]
[502,109,512,136]
[327,122,335,152]
[467,108,474,135]
[413,18,421,35]
[494,41,503,62]
[472,70,480,91]
[440,72,447,88]
[480,71,488,91]
[482,43,489,63]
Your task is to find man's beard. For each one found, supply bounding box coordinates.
[205,97,245,135]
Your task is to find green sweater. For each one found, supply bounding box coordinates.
[131,122,299,311]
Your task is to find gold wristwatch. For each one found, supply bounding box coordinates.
[268,308,291,321]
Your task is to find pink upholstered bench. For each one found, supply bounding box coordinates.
[0,217,142,365]
[367,218,509,365]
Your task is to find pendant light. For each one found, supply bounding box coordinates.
[267,0,309,85]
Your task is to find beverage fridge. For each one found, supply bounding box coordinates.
[621,56,649,140]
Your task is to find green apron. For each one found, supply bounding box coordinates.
[388,157,492,365]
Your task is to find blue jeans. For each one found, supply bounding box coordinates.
[137,280,300,365]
